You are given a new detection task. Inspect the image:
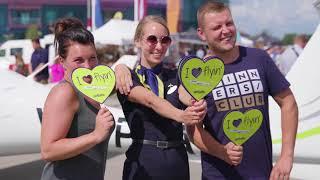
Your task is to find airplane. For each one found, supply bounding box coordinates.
[270,22,320,161]
[0,54,196,157]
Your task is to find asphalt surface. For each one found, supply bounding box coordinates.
[0,152,201,180]
[1,152,320,180]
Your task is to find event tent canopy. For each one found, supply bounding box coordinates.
[92,19,138,45]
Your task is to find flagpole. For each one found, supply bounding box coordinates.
[134,0,147,21]
[92,0,96,30]
[87,0,92,30]
[134,0,138,21]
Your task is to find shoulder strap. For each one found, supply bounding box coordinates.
[291,46,300,58]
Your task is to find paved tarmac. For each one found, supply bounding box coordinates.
[0,152,201,180]
[1,152,320,180]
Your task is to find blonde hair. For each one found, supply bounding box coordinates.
[14,53,25,66]
[197,1,230,28]
[134,15,170,42]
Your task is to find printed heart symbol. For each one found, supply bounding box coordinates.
[83,75,93,84]
[223,109,263,145]
[192,67,202,78]
[232,119,242,127]
[71,65,116,104]
[179,56,224,101]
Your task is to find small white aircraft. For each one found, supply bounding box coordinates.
[271,23,320,161]
[0,54,197,157]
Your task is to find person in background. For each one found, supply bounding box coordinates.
[254,37,265,50]
[187,1,298,180]
[276,34,308,75]
[30,38,49,84]
[41,17,114,180]
[11,53,29,76]
[265,42,284,63]
[196,45,206,58]
[49,56,64,83]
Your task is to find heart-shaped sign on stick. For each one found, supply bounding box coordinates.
[223,109,263,145]
[179,56,225,101]
[71,65,116,104]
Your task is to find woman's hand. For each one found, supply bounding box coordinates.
[191,99,207,122]
[92,106,115,143]
[178,99,207,125]
[115,64,133,95]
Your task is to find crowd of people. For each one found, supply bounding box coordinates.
[9,26,307,86]
[177,34,309,77]
[256,34,308,76]
[271,35,308,75]
[38,1,299,180]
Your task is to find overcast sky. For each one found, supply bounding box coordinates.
[229,0,320,38]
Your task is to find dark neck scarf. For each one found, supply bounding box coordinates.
[136,63,164,97]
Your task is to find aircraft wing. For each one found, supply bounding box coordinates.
[270,24,320,160]
[0,70,51,155]
[0,69,197,156]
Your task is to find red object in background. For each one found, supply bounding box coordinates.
[8,64,29,70]
[9,64,30,76]
[8,64,14,70]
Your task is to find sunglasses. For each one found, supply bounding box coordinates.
[145,35,172,46]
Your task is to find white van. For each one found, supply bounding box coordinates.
[0,39,34,69]
[0,35,55,70]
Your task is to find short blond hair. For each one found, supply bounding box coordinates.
[134,15,170,42]
[197,1,230,28]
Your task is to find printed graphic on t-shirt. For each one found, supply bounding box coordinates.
[212,69,265,112]
[167,84,178,95]
[222,109,263,145]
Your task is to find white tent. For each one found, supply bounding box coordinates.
[111,55,138,70]
[92,19,139,45]
[238,36,254,47]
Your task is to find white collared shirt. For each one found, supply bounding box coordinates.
[276,44,303,75]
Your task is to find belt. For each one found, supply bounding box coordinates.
[132,139,183,149]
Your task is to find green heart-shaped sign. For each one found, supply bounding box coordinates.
[179,56,224,100]
[71,65,116,104]
[223,109,263,145]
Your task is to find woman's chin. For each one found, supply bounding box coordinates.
[150,57,163,65]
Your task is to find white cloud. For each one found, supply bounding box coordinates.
[230,0,319,38]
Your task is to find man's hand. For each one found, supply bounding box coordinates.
[270,155,293,180]
[271,88,297,180]
[221,142,243,166]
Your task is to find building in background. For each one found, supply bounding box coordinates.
[0,0,229,42]
[180,0,229,31]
